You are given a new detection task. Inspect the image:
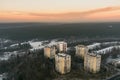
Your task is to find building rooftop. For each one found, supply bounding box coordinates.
[45,46,55,48]
[58,41,67,44]
[88,53,101,58]
[57,53,70,57]
[76,45,87,48]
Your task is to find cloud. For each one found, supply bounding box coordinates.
[82,6,120,14]
[25,6,120,17]
[0,6,120,22]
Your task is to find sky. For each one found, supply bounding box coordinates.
[0,0,120,23]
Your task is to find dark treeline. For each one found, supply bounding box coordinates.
[0,22,120,41]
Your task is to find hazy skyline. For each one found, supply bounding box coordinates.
[0,0,120,23]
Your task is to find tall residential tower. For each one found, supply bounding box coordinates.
[84,53,101,73]
[76,45,88,59]
[57,42,67,53]
[44,46,56,59]
[55,53,71,74]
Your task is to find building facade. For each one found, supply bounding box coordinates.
[57,42,67,53]
[55,53,71,74]
[84,53,101,73]
[75,45,88,59]
[44,46,56,59]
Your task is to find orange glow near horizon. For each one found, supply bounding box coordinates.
[0,6,120,22]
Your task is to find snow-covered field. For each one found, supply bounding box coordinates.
[86,41,120,55]
[0,39,11,44]
[87,43,101,50]
[106,55,120,66]
[87,41,120,50]
[1,39,120,61]
[0,39,59,60]
[0,75,2,80]
[29,39,58,51]
[0,51,25,60]
[0,73,6,80]
[94,45,120,54]
[10,43,19,47]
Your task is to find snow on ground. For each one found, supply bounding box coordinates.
[106,56,113,63]
[94,45,120,54]
[0,39,59,60]
[9,42,29,47]
[87,42,120,65]
[21,42,29,45]
[86,42,120,65]
[106,56,120,65]
[1,39,120,61]
[0,75,2,80]
[47,39,58,46]
[29,39,58,51]
[10,43,18,47]
[0,51,25,60]
[87,43,101,50]
[102,41,120,45]
[0,39,11,44]
[87,41,120,50]
[0,73,6,80]
[3,40,11,44]
[29,41,42,48]
[4,39,120,52]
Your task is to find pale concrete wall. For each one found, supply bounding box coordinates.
[44,47,50,58]
[55,53,71,74]
[44,46,56,59]
[76,45,88,59]
[84,53,101,73]
[57,42,67,53]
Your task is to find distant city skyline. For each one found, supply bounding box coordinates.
[0,0,120,23]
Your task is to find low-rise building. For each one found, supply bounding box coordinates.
[55,53,71,74]
[84,53,101,73]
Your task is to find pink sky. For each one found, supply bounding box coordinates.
[0,0,120,22]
